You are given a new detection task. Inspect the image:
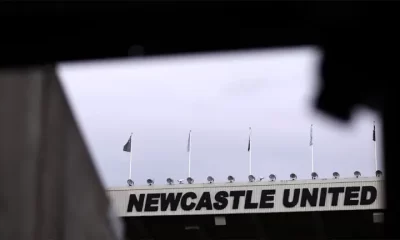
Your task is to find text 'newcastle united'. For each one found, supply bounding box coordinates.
[126,186,377,212]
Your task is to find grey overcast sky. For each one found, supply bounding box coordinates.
[57,47,382,188]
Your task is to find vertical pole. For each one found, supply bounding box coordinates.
[375,140,378,171]
[310,124,314,173]
[129,133,133,179]
[249,148,252,175]
[188,131,192,177]
[249,127,252,175]
[311,145,314,173]
[188,150,191,178]
[373,121,378,172]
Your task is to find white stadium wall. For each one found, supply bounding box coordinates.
[107,177,384,217]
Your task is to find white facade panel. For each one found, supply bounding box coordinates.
[107,177,384,217]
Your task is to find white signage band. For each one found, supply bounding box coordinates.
[107,178,384,217]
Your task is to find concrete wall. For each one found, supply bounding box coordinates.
[0,66,122,240]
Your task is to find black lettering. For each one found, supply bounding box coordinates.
[195,192,213,210]
[144,193,160,212]
[160,193,183,211]
[300,188,318,207]
[213,191,229,210]
[230,191,246,209]
[319,188,327,207]
[344,187,360,206]
[181,192,197,211]
[260,190,275,208]
[328,187,345,206]
[127,194,145,212]
[360,186,377,205]
[283,189,300,208]
[244,190,258,209]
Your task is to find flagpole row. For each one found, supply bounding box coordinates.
[120,121,380,185]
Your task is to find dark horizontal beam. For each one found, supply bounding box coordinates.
[0,2,371,66]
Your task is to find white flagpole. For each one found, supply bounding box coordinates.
[249,127,252,175]
[129,133,133,179]
[310,124,314,173]
[311,145,314,173]
[188,130,192,178]
[374,121,378,171]
[374,140,377,171]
